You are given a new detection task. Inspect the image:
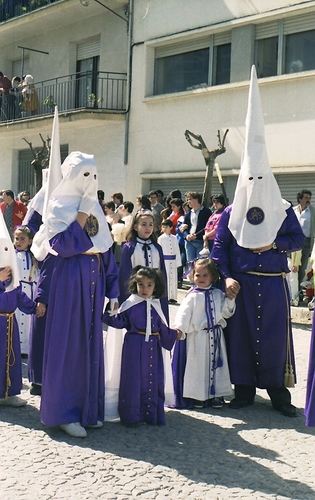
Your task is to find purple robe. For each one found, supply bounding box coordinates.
[103,300,177,425]
[211,205,305,388]
[305,312,315,426]
[0,283,36,398]
[28,253,55,385]
[40,220,119,427]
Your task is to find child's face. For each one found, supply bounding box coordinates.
[136,276,155,299]
[14,231,32,251]
[135,215,154,239]
[162,225,172,235]
[193,266,213,288]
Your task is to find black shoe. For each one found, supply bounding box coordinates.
[30,383,42,396]
[229,398,254,409]
[272,402,297,417]
[192,399,204,409]
[211,397,224,409]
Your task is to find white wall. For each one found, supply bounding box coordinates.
[123,0,315,203]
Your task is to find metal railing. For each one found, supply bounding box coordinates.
[0,0,61,23]
[0,71,127,123]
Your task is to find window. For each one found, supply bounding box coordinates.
[255,12,315,78]
[255,37,278,78]
[214,43,231,85]
[154,48,209,95]
[76,37,100,107]
[18,145,69,196]
[285,29,315,74]
[153,33,231,96]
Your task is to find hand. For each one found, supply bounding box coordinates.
[109,298,119,316]
[36,302,46,318]
[252,243,273,253]
[0,266,11,282]
[79,194,95,216]
[179,224,188,233]
[176,329,185,341]
[225,277,240,300]
[76,212,89,228]
[16,211,25,220]
[187,233,196,241]
[291,266,297,273]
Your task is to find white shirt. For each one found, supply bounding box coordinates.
[294,205,311,237]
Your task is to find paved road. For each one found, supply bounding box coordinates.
[0,308,315,499]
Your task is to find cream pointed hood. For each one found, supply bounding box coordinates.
[228,66,290,249]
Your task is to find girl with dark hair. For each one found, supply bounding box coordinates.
[104,212,174,421]
[136,194,151,212]
[103,266,181,425]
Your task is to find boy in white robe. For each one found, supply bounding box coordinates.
[158,220,181,303]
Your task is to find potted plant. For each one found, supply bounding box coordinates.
[87,93,96,108]
[43,95,56,111]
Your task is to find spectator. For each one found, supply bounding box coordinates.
[117,201,134,235]
[181,191,211,264]
[202,194,226,254]
[168,198,184,235]
[156,189,164,206]
[11,76,22,119]
[293,189,315,290]
[136,194,151,212]
[19,191,31,206]
[21,75,38,116]
[0,71,12,120]
[175,201,190,287]
[111,192,123,210]
[0,190,27,239]
[104,201,120,227]
[97,190,106,215]
[148,190,165,236]
[158,219,181,303]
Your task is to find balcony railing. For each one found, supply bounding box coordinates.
[0,71,127,123]
[0,0,61,23]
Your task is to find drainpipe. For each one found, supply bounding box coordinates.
[123,0,133,165]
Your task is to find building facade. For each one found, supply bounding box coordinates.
[0,0,315,205]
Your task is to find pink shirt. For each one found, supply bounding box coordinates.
[205,211,223,240]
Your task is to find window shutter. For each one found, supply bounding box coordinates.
[149,177,221,198]
[77,36,101,60]
[275,173,315,204]
[255,21,279,40]
[284,12,315,35]
[155,37,211,59]
[213,31,231,46]
[12,58,30,78]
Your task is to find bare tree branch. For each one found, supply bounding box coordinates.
[184,128,229,207]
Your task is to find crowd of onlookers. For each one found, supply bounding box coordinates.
[0,71,38,121]
[96,188,228,295]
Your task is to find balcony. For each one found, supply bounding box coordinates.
[0,1,61,23]
[0,71,127,124]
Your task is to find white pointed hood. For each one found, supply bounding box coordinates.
[31,151,113,260]
[0,211,20,291]
[228,65,290,249]
[23,106,62,227]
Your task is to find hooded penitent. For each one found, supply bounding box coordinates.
[0,211,20,291]
[31,151,113,260]
[228,65,290,249]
